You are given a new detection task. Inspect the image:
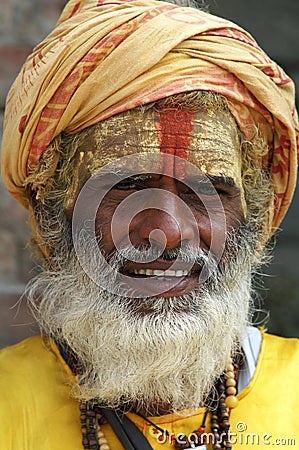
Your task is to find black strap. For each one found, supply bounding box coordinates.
[101,408,154,450]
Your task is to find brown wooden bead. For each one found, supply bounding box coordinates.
[225,370,235,379]
[226,363,234,372]
[226,386,237,395]
[225,395,239,409]
[226,378,236,387]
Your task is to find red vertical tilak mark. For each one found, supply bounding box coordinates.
[154,109,195,180]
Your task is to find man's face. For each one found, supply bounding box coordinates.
[30,103,258,410]
[67,104,245,299]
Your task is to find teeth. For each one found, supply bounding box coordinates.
[133,269,189,277]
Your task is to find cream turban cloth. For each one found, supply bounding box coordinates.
[1,0,298,235]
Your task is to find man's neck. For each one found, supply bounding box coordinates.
[130,403,177,417]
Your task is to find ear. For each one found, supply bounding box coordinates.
[26,186,52,262]
[26,185,38,210]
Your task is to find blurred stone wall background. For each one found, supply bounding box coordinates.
[0,0,298,347]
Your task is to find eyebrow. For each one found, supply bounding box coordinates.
[87,169,151,191]
[95,168,135,178]
[186,174,241,194]
[176,172,238,187]
[90,170,240,191]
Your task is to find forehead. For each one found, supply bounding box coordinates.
[65,105,243,211]
[89,105,240,177]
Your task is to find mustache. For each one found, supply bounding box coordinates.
[105,242,212,267]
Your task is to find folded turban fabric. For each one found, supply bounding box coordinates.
[1,0,298,235]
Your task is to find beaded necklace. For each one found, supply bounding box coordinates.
[134,357,240,450]
[58,342,240,450]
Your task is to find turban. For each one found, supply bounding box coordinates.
[1,0,298,235]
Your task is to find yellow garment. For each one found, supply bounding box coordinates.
[0,332,298,449]
[1,0,298,235]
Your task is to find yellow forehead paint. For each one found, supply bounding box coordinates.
[65,106,246,215]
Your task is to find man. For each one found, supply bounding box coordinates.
[0,0,298,449]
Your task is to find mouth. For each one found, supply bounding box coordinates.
[130,268,190,277]
[121,261,201,297]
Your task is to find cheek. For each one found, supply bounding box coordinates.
[95,200,116,254]
[190,205,225,255]
[189,196,244,256]
[95,193,138,254]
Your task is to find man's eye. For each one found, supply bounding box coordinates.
[114,180,138,190]
[197,184,217,196]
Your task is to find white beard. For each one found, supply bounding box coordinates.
[26,227,257,413]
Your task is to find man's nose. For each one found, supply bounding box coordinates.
[129,191,196,250]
